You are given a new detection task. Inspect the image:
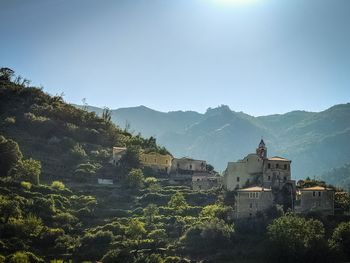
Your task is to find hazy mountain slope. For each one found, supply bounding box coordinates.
[78,105,203,138]
[158,105,274,171]
[77,103,350,180]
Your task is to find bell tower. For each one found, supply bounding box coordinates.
[256,139,267,159]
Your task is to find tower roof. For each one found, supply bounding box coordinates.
[258,139,266,148]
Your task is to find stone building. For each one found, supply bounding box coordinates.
[223,140,294,192]
[192,174,222,191]
[235,186,274,218]
[140,152,172,174]
[170,157,207,181]
[296,186,335,215]
[111,147,127,165]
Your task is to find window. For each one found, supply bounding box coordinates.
[284,164,287,170]
[250,203,253,208]
[249,192,259,199]
[237,177,240,182]
[154,159,157,162]
[318,191,321,197]
[313,191,316,197]
[190,164,192,170]
[276,163,279,169]
[166,160,168,164]
[177,163,180,168]
[268,163,271,169]
[268,175,271,181]
[283,176,287,181]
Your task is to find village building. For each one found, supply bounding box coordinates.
[170,157,209,182]
[235,186,274,218]
[140,152,172,174]
[111,147,127,165]
[223,140,294,192]
[223,140,296,214]
[192,173,222,191]
[295,186,335,215]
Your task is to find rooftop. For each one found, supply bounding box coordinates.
[301,186,333,191]
[237,186,272,192]
[113,147,127,153]
[267,156,290,162]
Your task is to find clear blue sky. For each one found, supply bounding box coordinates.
[1,0,350,116]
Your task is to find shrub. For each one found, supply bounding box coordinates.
[20,181,32,190]
[51,181,65,190]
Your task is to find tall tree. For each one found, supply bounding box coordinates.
[0,135,23,177]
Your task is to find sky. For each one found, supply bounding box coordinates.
[1,0,350,116]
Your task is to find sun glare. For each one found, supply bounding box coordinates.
[214,0,258,6]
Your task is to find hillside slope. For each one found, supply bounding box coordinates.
[79,103,350,179]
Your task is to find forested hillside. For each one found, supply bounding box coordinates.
[81,103,350,181]
[1,69,350,263]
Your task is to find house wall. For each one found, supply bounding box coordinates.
[224,154,263,191]
[192,176,220,190]
[263,160,291,189]
[140,152,172,173]
[235,191,274,218]
[300,190,334,215]
[171,158,207,172]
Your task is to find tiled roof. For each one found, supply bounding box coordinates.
[237,186,272,192]
[301,186,333,191]
[113,147,127,153]
[267,156,290,161]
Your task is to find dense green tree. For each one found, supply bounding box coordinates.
[125,169,144,189]
[10,158,41,185]
[119,145,141,172]
[329,221,350,259]
[125,218,146,241]
[180,218,234,254]
[168,192,188,214]
[0,135,23,177]
[267,214,328,262]
[143,204,159,225]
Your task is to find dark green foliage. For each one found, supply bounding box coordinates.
[330,221,350,260]
[0,136,22,177]
[101,249,136,263]
[180,218,234,254]
[267,214,330,262]
[10,158,41,185]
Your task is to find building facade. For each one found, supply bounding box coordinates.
[223,140,293,192]
[140,152,172,174]
[296,186,335,215]
[111,147,127,165]
[170,157,208,181]
[235,186,274,218]
[192,174,222,191]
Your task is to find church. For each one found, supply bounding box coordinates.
[223,140,296,217]
[223,139,294,191]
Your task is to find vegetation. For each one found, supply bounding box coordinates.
[0,69,349,262]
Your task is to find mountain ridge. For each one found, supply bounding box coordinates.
[75,103,350,181]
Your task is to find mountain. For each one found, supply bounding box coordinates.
[77,103,350,182]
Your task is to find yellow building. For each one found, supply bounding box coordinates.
[140,152,172,174]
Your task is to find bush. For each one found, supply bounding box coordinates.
[51,181,65,190]
[20,181,32,190]
[329,221,350,260]
[101,249,135,263]
[180,218,234,254]
[267,214,329,262]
